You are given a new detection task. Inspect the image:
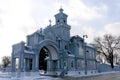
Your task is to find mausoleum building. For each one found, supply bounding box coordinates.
[11,8,97,76]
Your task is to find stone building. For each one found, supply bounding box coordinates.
[11,8,97,76]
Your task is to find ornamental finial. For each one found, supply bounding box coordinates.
[49,19,52,26]
[59,6,63,13]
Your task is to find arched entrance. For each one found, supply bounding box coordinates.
[39,47,49,71]
[38,40,59,73]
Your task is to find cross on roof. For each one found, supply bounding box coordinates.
[49,19,52,25]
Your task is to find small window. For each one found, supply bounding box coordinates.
[71,60,74,68]
[67,51,71,54]
[64,20,66,23]
[65,45,68,50]
[81,60,85,68]
[86,50,89,53]
[64,61,67,68]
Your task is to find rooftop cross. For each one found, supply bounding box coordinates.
[49,19,52,26]
[59,7,63,13]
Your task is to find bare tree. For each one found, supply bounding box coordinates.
[93,34,120,68]
[2,56,11,68]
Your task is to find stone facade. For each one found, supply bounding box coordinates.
[11,8,97,76]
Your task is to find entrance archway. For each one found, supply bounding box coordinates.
[38,40,59,72]
[39,47,49,71]
[39,46,59,72]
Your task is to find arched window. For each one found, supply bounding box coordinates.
[64,61,67,68]
[57,20,59,23]
[64,20,66,23]
[65,45,68,50]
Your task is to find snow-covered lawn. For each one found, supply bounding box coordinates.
[0,72,11,80]
[0,72,55,80]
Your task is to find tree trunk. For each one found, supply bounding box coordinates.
[109,53,114,69]
[110,60,114,69]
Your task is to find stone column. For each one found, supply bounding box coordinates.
[25,58,29,71]
[24,58,27,71]
[50,60,53,71]
[11,55,16,77]
[32,57,36,71]
[11,46,16,72]
[18,54,24,72]
[35,54,39,71]
[11,56,16,72]
[57,60,60,71]
[47,60,50,71]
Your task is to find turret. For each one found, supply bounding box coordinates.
[54,8,68,25]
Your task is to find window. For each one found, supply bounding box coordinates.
[64,61,67,68]
[79,47,83,55]
[93,61,96,69]
[89,61,96,69]
[92,51,95,58]
[77,60,80,68]
[57,20,60,24]
[90,61,93,67]
[81,60,85,68]
[64,20,66,23]
[86,50,89,53]
[71,60,74,68]
[65,45,68,50]
[89,50,92,58]
[57,20,59,22]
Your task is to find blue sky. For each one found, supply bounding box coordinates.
[0,0,120,61]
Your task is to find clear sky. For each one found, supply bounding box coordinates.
[0,0,120,60]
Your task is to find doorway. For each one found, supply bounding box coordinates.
[39,47,49,71]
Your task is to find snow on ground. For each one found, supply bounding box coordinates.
[0,72,11,80]
[0,72,55,80]
[0,71,120,80]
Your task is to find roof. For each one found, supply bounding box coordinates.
[86,43,95,48]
